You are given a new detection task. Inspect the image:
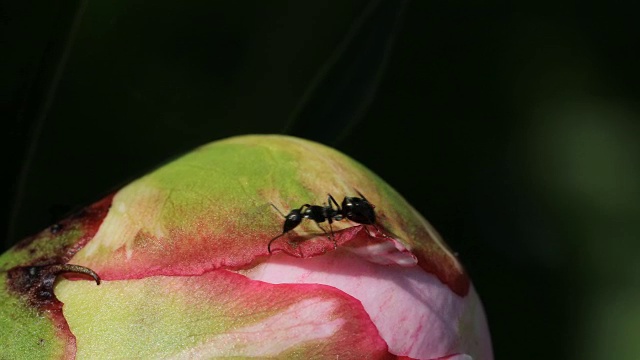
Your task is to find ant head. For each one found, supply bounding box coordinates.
[341,194,376,225]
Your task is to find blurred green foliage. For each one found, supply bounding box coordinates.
[3,1,640,359]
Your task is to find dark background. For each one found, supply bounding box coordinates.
[3,1,640,359]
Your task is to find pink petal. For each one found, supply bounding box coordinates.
[243,250,493,360]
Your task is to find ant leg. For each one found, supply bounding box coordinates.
[270,203,311,218]
[315,222,337,250]
[270,203,287,218]
[362,224,373,238]
[268,203,287,254]
[328,221,337,249]
[354,189,375,208]
[299,204,312,213]
[268,233,284,254]
[314,222,337,249]
[363,223,387,238]
[315,223,330,238]
[362,224,383,238]
[327,194,343,220]
[328,194,341,209]
[354,189,367,200]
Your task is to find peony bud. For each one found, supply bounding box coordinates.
[0,135,492,359]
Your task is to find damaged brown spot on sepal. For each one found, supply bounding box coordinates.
[7,263,100,309]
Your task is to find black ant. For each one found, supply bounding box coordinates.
[267,191,379,253]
